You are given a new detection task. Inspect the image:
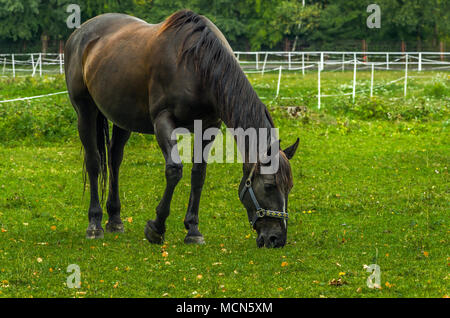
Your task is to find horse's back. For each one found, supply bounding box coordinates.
[65,13,162,132]
[65,11,227,134]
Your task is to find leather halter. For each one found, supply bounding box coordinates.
[239,163,289,228]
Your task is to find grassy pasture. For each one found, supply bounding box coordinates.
[0,72,448,298]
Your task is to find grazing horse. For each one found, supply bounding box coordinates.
[64,10,299,248]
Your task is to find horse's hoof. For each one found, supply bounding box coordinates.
[86,227,104,239]
[106,221,124,233]
[184,235,205,245]
[144,221,164,244]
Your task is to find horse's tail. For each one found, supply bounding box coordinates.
[82,113,110,203]
[96,112,110,203]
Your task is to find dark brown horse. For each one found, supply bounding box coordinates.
[64,10,299,248]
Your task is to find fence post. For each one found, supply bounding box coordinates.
[317,63,321,109]
[302,53,305,75]
[31,54,36,77]
[276,66,282,98]
[288,51,291,70]
[370,63,374,98]
[418,53,422,72]
[3,57,7,75]
[39,53,42,76]
[262,52,268,75]
[59,53,63,74]
[12,54,15,78]
[352,53,357,102]
[404,54,408,98]
[386,53,389,70]
[342,53,345,72]
[255,53,259,70]
[320,52,324,71]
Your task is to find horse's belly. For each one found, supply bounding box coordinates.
[94,94,154,134]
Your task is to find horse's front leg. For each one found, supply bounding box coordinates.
[184,133,214,244]
[184,160,208,244]
[145,111,183,244]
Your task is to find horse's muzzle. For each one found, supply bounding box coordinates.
[256,232,286,248]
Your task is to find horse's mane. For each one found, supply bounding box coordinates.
[160,10,292,192]
[159,10,274,130]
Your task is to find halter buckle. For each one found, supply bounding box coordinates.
[256,209,266,218]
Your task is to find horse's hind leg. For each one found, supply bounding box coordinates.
[75,97,106,239]
[105,125,131,232]
[145,111,183,244]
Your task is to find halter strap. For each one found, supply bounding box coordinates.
[240,163,289,228]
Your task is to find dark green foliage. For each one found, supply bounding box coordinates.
[0,0,448,52]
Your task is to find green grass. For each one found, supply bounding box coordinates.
[0,73,448,298]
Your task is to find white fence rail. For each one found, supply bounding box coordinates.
[235,51,450,73]
[1,51,448,78]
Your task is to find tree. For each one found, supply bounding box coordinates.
[37,0,74,53]
[0,0,40,41]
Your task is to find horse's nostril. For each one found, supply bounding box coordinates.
[256,236,265,248]
[257,234,283,248]
[269,235,278,244]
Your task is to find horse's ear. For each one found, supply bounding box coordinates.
[283,138,299,160]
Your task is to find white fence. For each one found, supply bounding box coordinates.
[1,51,448,78]
[0,51,449,108]
[0,53,64,77]
[235,51,450,108]
[235,51,450,72]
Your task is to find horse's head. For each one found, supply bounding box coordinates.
[239,138,299,248]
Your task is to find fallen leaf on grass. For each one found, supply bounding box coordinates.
[328,278,347,286]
